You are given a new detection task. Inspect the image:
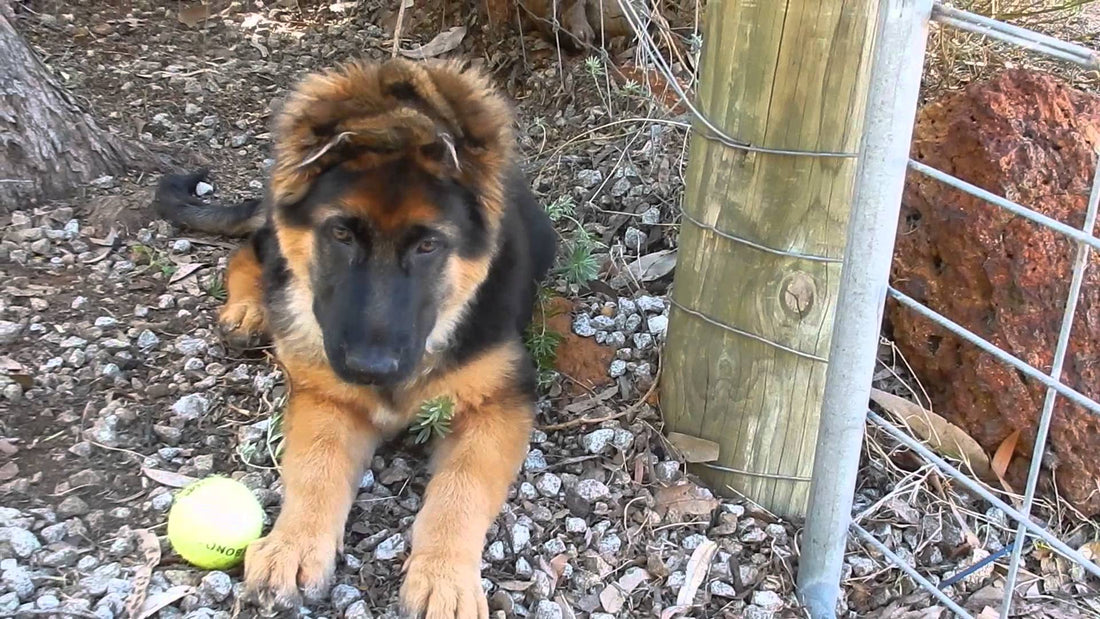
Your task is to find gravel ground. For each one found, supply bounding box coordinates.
[7,1,1094,618]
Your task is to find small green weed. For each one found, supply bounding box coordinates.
[410,396,456,444]
[203,275,227,302]
[559,228,601,286]
[131,244,177,278]
[544,195,576,223]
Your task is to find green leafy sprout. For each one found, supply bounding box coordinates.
[410,396,456,444]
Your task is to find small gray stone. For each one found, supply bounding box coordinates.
[542,538,567,555]
[174,337,208,356]
[597,533,622,556]
[635,295,665,313]
[171,394,210,420]
[535,473,561,497]
[40,547,80,567]
[136,330,160,349]
[515,557,533,578]
[510,524,530,551]
[373,534,405,561]
[171,239,192,253]
[623,227,646,250]
[681,534,707,550]
[487,540,506,562]
[640,206,661,225]
[631,332,653,350]
[847,556,875,577]
[524,449,548,473]
[573,479,610,503]
[0,591,18,612]
[751,590,784,612]
[576,169,603,188]
[150,492,173,512]
[572,314,596,338]
[565,518,587,534]
[518,482,539,501]
[0,321,22,345]
[57,496,90,518]
[1,566,34,600]
[532,600,563,619]
[200,571,233,602]
[36,594,60,610]
[194,181,214,196]
[39,522,68,544]
[605,331,627,348]
[230,134,250,148]
[330,584,361,612]
[709,581,737,598]
[0,527,41,558]
[608,359,627,378]
[344,599,373,619]
[654,461,681,484]
[358,470,375,490]
[623,313,643,334]
[647,315,669,337]
[590,315,616,331]
[582,429,615,455]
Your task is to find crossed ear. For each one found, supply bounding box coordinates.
[269,58,515,217]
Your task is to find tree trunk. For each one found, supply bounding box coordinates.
[0,0,159,209]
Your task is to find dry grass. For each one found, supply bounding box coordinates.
[922,0,1100,100]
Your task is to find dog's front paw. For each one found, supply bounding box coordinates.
[400,551,488,619]
[217,298,267,350]
[242,529,337,611]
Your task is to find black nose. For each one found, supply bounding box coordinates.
[343,347,401,383]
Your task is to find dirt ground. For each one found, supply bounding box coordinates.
[2,0,1099,618]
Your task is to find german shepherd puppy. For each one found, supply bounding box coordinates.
[153,58,557,617]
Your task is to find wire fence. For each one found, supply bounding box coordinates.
[797,1,1100,618]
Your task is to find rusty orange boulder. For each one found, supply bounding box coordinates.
[888,69,1100,514]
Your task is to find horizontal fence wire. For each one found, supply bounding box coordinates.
[865,411,1100,580]
[887,287,1100,416]
[851,523,976,619]
[908,159,1100,252]
[931,2,1100,69]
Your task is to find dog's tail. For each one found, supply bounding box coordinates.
[153,170,265,237]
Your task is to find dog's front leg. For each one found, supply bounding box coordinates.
[399,392,534,619]
[243,389,378,610]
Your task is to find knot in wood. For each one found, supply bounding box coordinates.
[780,272,816,318]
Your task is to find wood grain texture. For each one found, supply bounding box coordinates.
[662,0,879,518]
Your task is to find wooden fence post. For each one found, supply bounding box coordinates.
[662,0,880,518]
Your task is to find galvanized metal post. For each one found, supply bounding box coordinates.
[796,1,933,617]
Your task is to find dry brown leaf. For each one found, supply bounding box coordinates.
[992,429,1020,493]
[497,580,534,592]
[169,262,206,284]
[0,461,18,482]
[870,388,994,481]
[599,583,626,614]
[610,249,677,288]
[655,482,719,522]
[142,467,198,489]
[667,432,720,463]
[135,585,193,619]
[399,26,466,59]
[177,3,210,28]
[125,529,161,618]
[675,538,717,606]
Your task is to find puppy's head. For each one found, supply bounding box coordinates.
[269,58,515,386]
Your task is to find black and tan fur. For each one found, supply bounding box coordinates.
[153,58,556,617]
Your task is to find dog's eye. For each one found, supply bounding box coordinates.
[416,238,439,254]
[331,225,353,243]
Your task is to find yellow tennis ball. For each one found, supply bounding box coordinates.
[167,476,266,570]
